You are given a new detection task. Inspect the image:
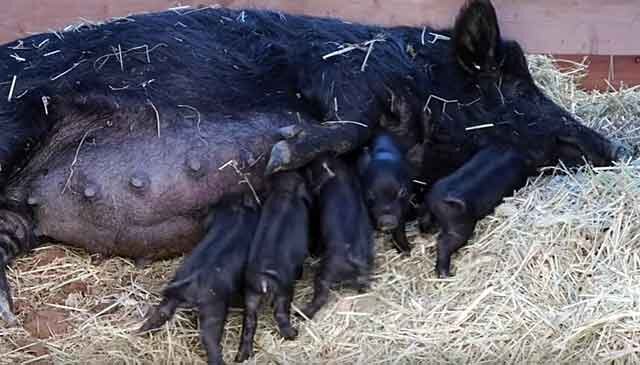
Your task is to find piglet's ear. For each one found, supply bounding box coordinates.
[453,0,502,75]
[443,197,467,214]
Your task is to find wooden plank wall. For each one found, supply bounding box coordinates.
[558,55,640,91]
[2,0,640,90]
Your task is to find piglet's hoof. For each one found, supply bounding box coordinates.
[436,259,453,278]
[397,248,412,257]
[265,141,292,175]
[297,303,324,320]
[355,281,371,294]
[208,353,225,365]
[234,349,253,363]
[279,326,298,340]
[611,141,633,162]
[296,309,314,321]
[392,236,412,256]
[134,257,153,269]
[437,267,452,279]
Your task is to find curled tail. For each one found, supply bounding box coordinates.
[246,268,283,296]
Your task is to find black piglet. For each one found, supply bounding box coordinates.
[236,171,311,363]
[302,155,375,319]
[139,194,260,365]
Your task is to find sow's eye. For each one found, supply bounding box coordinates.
[366,191,376,202]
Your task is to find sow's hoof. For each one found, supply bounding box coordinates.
[0,291,16,326]
[266,121,367,175]
[0,267,16,326]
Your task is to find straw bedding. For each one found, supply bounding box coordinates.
[1,55,639,365]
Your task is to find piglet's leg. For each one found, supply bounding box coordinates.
[429,193,476,278]
[273,287,297,340]
[235,292,261,363]
[428,183,483,278]
[417,204,435,233]
[266,124,370,175]
[392,222,411,255]
[302,276,330,320]
[199,300,230,365]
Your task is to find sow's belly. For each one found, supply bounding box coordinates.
[21,111,302,260]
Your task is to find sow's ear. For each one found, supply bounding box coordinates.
[453,0,502,75]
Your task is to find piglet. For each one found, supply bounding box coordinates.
[235,171,311,363]
[358,133,413,254]
[427,145,529,277]
[139,193,260,365]
[302,155,375,319]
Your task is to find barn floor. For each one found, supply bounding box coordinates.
[1,56,640,365]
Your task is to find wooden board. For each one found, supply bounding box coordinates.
[2,0,640,55]
[555,55,640,90]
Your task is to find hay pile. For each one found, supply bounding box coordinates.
[1,55,639,365]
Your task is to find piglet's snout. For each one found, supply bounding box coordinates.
[377,215,398,232]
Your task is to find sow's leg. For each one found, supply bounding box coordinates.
[267,123,370,175]
[0,204,38,325]
[556,123,631,166]
[266,35,429,175]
